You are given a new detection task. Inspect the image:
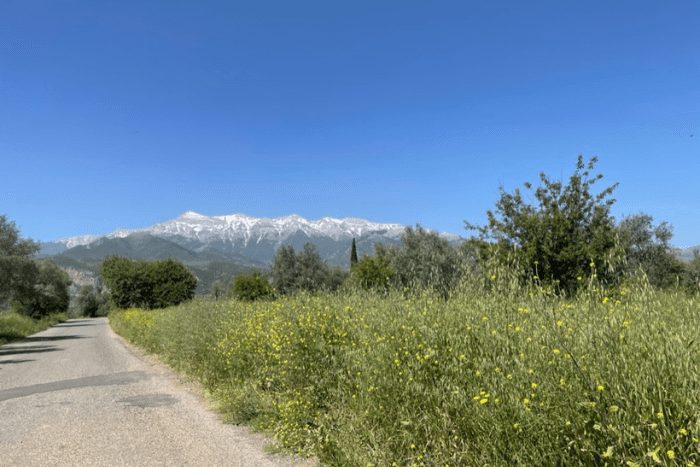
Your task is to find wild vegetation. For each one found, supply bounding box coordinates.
[101,256,197,309]
[110,273,699,465]
[1,215,71,318]
[109,157,699,465]
[0,312,67,346]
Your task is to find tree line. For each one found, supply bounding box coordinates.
[2,155,699,316]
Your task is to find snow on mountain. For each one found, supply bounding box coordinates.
[58,211,408,248]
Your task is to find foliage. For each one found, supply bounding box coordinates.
[617,214,686,288]
[229,273,274,301]
[382,226,461,297]
[74,284,108,317]
[350,238,358,267]
[351,254,394,291]
[0,311,68,346]
[14,261,71,318]
[271,243,347,294]
[101,256,197,309]
[109,275,700,466]
[0,214,40,306]
[468,156,619,294]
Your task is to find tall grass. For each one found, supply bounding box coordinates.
[0,312,68,346]
[110,278,699,465]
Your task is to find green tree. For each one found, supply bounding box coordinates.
[271,243,346,294]
[296,243,330,293]
[230,273,273,301]
[101,257,197,309]
[0,215,39,307]
[350,238,358,268]
[617,214,685,288]
[271,245,298,295]
[15,261,71,318]
[383,226,461,297]
[351,254,395,291]
[468,156,618,294]
[75,285,101,317]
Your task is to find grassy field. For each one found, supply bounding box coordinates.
[0,312,68,346]
[110,281,699,466]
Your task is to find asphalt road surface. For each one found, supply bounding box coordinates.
[0,318,312,466]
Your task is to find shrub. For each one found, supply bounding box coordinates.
[15,261,71,318]
[271,243,347,294]
[351,255,394,291]
[101,256,196,309]
[230,273,273,301]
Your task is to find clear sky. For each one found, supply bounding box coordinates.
[1,1,699,246]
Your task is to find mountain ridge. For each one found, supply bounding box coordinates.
[40,211,458,292]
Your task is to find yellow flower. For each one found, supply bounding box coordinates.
[666,450,675,460]
[553,348,561,355]
[596,385,605,392]
[531,382,538,389]
[656,411,664,420]
[602,446,613,458]
[479,398,488,404]
[678,428,688,435]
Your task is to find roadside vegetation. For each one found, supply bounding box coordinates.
[1,215,70,344]
[110,157,700,465]
[0,312,68,346]
[110,279,699,465]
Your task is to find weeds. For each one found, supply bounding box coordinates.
[0,312,68,346]
[110,279,699,465]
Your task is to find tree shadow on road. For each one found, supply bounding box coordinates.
[0,345,61,357]
[18,335,88,342]
[0,359,35,365]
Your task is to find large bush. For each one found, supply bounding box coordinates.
[379,226,461,297]
[271,243,347,294]
[101,256,197,309]
[230,273,273,301]
[14,260,71,318]
[351,254,394,291]
[468,156,619,294]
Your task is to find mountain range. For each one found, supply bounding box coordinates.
[40,211,450,292]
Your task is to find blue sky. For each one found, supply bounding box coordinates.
[1,1,699,246]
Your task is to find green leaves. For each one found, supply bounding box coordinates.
[101,256,197,309]
[468,156,619,294]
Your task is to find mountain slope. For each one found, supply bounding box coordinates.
[43,211,424,267]
[40,211,443,293]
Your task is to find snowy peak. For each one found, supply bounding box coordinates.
[58,212,407,248]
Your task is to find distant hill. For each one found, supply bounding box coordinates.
[40,211,459,293]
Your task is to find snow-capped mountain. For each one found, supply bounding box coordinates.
[52,211,408,250]
[40,211,460,293]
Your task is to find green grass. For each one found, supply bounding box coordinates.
[0,312,68,346]
[110,282,700,466]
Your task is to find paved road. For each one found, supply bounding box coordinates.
[0,318,311,466]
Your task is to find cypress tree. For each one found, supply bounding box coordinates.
[350,237,358,267]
